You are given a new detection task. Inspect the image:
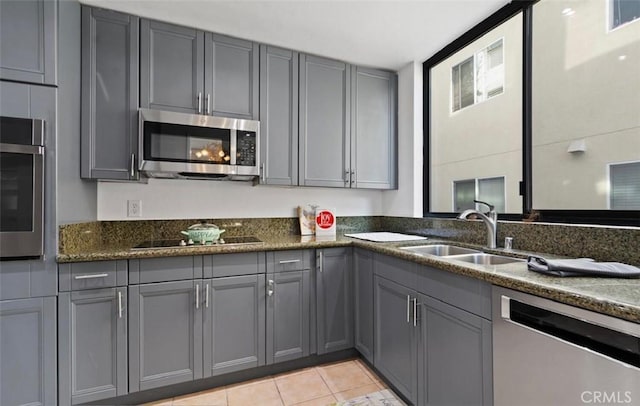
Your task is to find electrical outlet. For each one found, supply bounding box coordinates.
[127,200,142,217]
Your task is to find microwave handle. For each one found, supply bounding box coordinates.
[0,143,44,155]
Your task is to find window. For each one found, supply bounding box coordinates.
[611,0,640,30]
[451,39,504,112]
[610,161,640,209]
[454,177,506,213]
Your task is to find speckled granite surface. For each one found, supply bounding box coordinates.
[58,216,640,323]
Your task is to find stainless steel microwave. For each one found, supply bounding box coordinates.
[138,109,260,181]
[0,116,45,259]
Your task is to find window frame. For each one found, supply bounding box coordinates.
[608,0,640,32]
[608,160,640,210]
[452,176,507,213]
[422,0,640,226]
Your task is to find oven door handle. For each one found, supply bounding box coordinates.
[0,143,44,155]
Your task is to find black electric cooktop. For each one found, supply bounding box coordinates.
[132,236,263,250]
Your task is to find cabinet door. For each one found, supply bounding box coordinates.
[0,297,56,406]
[140,19,204,114]
[351,66,397,189]
[259,45,299,185]
[299,55,351,187]
[204,33,259,119]
[0,0,56,84]
[418,295,492,406]
[58,288,127,405]
[353,248,374,363]
[316,247,353,354]
[266,270,310,364]
[128,280,203,392]
[81,7,139,180]
[374,276,418,404]
[203,275,265,377]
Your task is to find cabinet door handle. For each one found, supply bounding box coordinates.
[351,170,355,185]
[196,284,200,309]
[118,291,123,318]
[130,154,135,178]
[197,92,203,114]
[344,170,350,184]
[278,259,301,264]
[74,273,109,280]
[407,295,411,323]
[318,251,323,273]
[206,94,211,115]
[260,163,265,183]
[412,298,418,327]
[267,279,274,297]
[205,283,210,308]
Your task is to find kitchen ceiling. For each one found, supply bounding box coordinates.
[80,0,509,71]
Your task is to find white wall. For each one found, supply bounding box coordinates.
[382,61,423,217]
[97,179,384,220]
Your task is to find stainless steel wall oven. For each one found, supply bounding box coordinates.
[0,116,45,259]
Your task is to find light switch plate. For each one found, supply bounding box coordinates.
[127,200,142,217]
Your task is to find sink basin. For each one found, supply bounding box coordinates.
[401,244,481,257]
[447,253,525,265]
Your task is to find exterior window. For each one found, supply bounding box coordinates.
[454,176,505,212]
[610,161,640,209]
[451,39,504,112]
[611,0,640,30]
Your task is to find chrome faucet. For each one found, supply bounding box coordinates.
[458,200,498,249]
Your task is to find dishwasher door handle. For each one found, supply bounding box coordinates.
[501,295,511,319]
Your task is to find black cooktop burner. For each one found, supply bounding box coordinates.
[132,236,263,250]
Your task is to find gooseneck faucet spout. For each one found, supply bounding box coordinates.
[458,200,498,249]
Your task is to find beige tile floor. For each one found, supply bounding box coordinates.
[145,358,397,406]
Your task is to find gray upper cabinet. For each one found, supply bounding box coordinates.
[140,19,204,114]
[0,297,56,406]
[205,34,259,119]
[140,20,258,119]
[351,67,397,189]
[353,248,374,363]
[81,6,139,180]
[374,275,418,405]
[316,247,353,354]
[418,294,492,406]
[203,274,266,377]
[128,280,203,392]
[58,288,127,405]
[266,269,311,364]
[299,55,351,187]
[259,45,299,185]
[0,0,57,85]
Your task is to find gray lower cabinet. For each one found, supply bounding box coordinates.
[58,288,127,405]
[129,280,203,392]
[350,66,397,189]
[0,297,56,406]
[266,270,311,363]
[353,248,374,363]
[81,6,139,180]
[418,295,492,406]
[299,54,351,187]
[374,276,419,404]
[139,19,204,114]
[203,275,266,377]
[0,0,57,85]
[316,247,353,354]
[259,45,299,185]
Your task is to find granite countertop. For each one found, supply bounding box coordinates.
[57,235,640,324]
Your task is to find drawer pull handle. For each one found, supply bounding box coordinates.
[74,273,109,280]
[268,279,274,297]
[278,259,301,264]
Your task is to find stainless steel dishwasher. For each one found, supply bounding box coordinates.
[493,286,640,406]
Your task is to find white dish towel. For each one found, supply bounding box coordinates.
[344,232,427,242]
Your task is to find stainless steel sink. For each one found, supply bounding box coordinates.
[401,244,481,257]
[446,253,525,265]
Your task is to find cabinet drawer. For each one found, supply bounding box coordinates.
[205,252,266,278]
[418,265,491,319]
[59,260,127,291]
[267,250,312,273]
[373,253,417,288]
[129,256,203,284]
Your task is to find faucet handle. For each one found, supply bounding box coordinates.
[473,199,495,213]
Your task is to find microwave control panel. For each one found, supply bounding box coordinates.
[236,131,257,166]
